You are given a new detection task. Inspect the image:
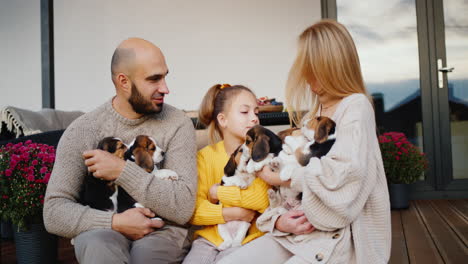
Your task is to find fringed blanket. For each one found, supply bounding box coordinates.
[0,106,84,138]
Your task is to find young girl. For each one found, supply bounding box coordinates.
[182,84,270,263]
[218,20,391,264]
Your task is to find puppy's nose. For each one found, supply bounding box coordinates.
[161,151,165,156]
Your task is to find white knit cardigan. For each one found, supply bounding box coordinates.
[257,93,391,263]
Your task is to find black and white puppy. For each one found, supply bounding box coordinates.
[79,137,128,212]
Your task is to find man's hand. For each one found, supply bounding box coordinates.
[111,207,165,240]
[275,210,315,235]
[83,149,126,181]
[208,184,220,204]
[222,207,257,222]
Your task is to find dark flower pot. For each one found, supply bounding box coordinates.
[1,220,14,239]
[389,183,410,209]
[13,222,58,264]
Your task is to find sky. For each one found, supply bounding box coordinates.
[336,0,467,110]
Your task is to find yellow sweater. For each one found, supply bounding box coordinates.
[191,141,270,246]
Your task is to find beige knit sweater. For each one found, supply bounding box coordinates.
[257,93,391,263]
[43,99,197,238]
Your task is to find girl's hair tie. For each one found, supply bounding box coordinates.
[219,84,231,90]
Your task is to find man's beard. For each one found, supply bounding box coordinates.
[128,83,163,115]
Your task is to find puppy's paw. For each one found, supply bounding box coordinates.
[155,169,179,180]
[134,203,144,208]
[270,157,281,169]
[217,241,231,251]
[238,182,249,189]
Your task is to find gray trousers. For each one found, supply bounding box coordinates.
[74,226,191,264]
[216,235,308,264]
[182,237,240,264]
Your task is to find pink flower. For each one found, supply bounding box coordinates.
[27,174,35,181]
[32,160,39,166]
[40,167,48,174]
[44,173,51,183]
[395,156,400,161]
[5,169,12,177]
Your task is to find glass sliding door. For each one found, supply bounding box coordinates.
[329,0,468,197]
[336,0,427,174]
[435,0,468,185]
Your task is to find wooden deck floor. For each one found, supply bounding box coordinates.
[390,199,468,264]
[1,199,467,263]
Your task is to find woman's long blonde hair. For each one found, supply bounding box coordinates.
[286,19,369,126]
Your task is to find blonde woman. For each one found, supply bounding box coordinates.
[219,19,391,264]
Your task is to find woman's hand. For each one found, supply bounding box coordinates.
[275,210,315,235]
[208,184,220,204]
[222,207,257,222]
[257,165,291,187]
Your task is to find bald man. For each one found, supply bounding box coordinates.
[44,38,197,263]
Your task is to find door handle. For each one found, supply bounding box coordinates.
[437,59,455,88]
[439,67,455,73]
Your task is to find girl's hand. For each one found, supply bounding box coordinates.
[275,210,315,235]
[257,165,291,187]
[208,184,220,204]
[223,207,256,222]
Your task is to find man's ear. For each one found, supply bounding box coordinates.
[116,73,131,94]
[217,113,227,129]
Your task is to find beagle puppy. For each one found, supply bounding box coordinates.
[268,116,336,235]
[274,116,336,181]
[79,137,128,212]
[244,125,283,173]
[217,144,254,250]
[118,135,178,213]
[217,125,282,250]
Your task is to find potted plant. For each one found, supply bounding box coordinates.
[0,140,58,263]
[378,132,428,209]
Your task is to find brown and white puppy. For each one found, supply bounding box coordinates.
[269,116,336,233]
[118,135,178,213]
[79,137,128,212]
[244,125,283,173]
[217,125,282,250]
[217,144,253,250]
[275,116,336,181]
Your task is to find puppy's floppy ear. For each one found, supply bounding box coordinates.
[97,137,115,152]
[277,128,299,143]
[224,145,242,176]
[252,135,270,162]
[224,155,238,177]
[265,129,282,155]
[314,118,336,143]
[133,148,154,173]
